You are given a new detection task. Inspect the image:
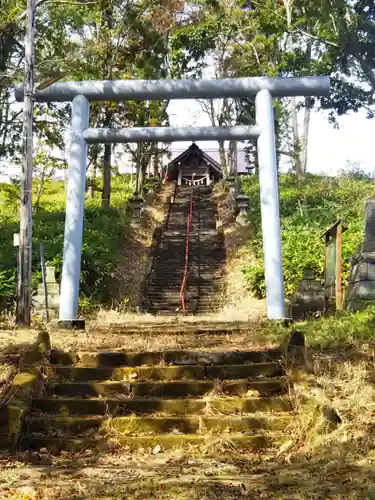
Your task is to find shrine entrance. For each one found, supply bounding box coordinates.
[167,143,222,187]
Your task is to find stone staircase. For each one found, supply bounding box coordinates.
[20,327,292,453]
[142,184,226,315]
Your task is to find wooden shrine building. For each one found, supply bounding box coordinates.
[167,143,223,186]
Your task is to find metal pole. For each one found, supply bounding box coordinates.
[255,89,286,320]
[59,95,89,323]
[40,242,49,323]
[16,0,35,326]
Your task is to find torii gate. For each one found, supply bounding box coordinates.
[15,76,330,327]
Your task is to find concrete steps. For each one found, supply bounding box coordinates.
[20,338,293,454]
[141,184,226,315]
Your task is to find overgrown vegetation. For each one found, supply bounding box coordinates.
[242,171,375,299]
[0,175,133,313]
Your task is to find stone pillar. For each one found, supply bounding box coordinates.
[346,199,375,310]
[178,167,182,186]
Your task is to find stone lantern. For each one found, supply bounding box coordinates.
[235,194,249,226]
[129,195,144,222]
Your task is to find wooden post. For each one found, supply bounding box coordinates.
[16,0,36,326]
[322,220,347,314]
[336,222,343,310]
[324,232,329,314]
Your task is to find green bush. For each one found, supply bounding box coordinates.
[241,172,375,298]
[143,176,162,194]
[0,175,133,312]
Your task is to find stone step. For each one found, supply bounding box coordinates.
[50,362,284,381]
[46,377,287,398]
[154,257,224,264]
[149,278,222,284]
[147,281,199,287]
[146,308,196,315]
[147,284,220,291]
[92,321,254,334]
[148,301,220,309]
[32,396,292,416]
[148,286,222,294]
[146,296,220,304]
[25,414,290,436]
[147,299,200,307]
[20,433,281,453]
[151,268,223,274]
[50,350,282,367]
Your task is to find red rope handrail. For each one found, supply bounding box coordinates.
[180,190,193,314]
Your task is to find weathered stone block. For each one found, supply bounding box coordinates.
[350,261,368,282]
[290,270,324,319]
[347,280,375,300]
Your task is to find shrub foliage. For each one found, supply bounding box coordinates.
[241,172,375,298]
[0,175,133,312]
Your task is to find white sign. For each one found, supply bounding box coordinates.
[13,233,20,247]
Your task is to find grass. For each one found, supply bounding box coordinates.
[2,310,375,498]
[291,307,375,347]
[2,170,375,497]
[0,175,133,315]
[242,170,375,299]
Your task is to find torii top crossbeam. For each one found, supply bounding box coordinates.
[15,76,330,102]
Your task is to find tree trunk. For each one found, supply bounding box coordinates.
[17,0,35,326]
[88,165,96,199]
[34,170,44,214]
[101,143,111,209]
[135,144,141,194]
[300,37,312,176]
[300,100,311,174]
[228,140,237,175]
[153,145,159,177]
[100,4,113,210]
[88,146,99,199]
[218,140,228,178]
[291,96,303,180]
[283,0,304,181]
[137,164,144,195]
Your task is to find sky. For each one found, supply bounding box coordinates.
[1,93,374,182]
[167,99,375,175]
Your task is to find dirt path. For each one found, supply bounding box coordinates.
[1,442,375,499]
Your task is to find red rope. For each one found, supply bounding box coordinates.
[180,191,193,313]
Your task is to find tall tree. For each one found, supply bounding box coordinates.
[16,0,36,325]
